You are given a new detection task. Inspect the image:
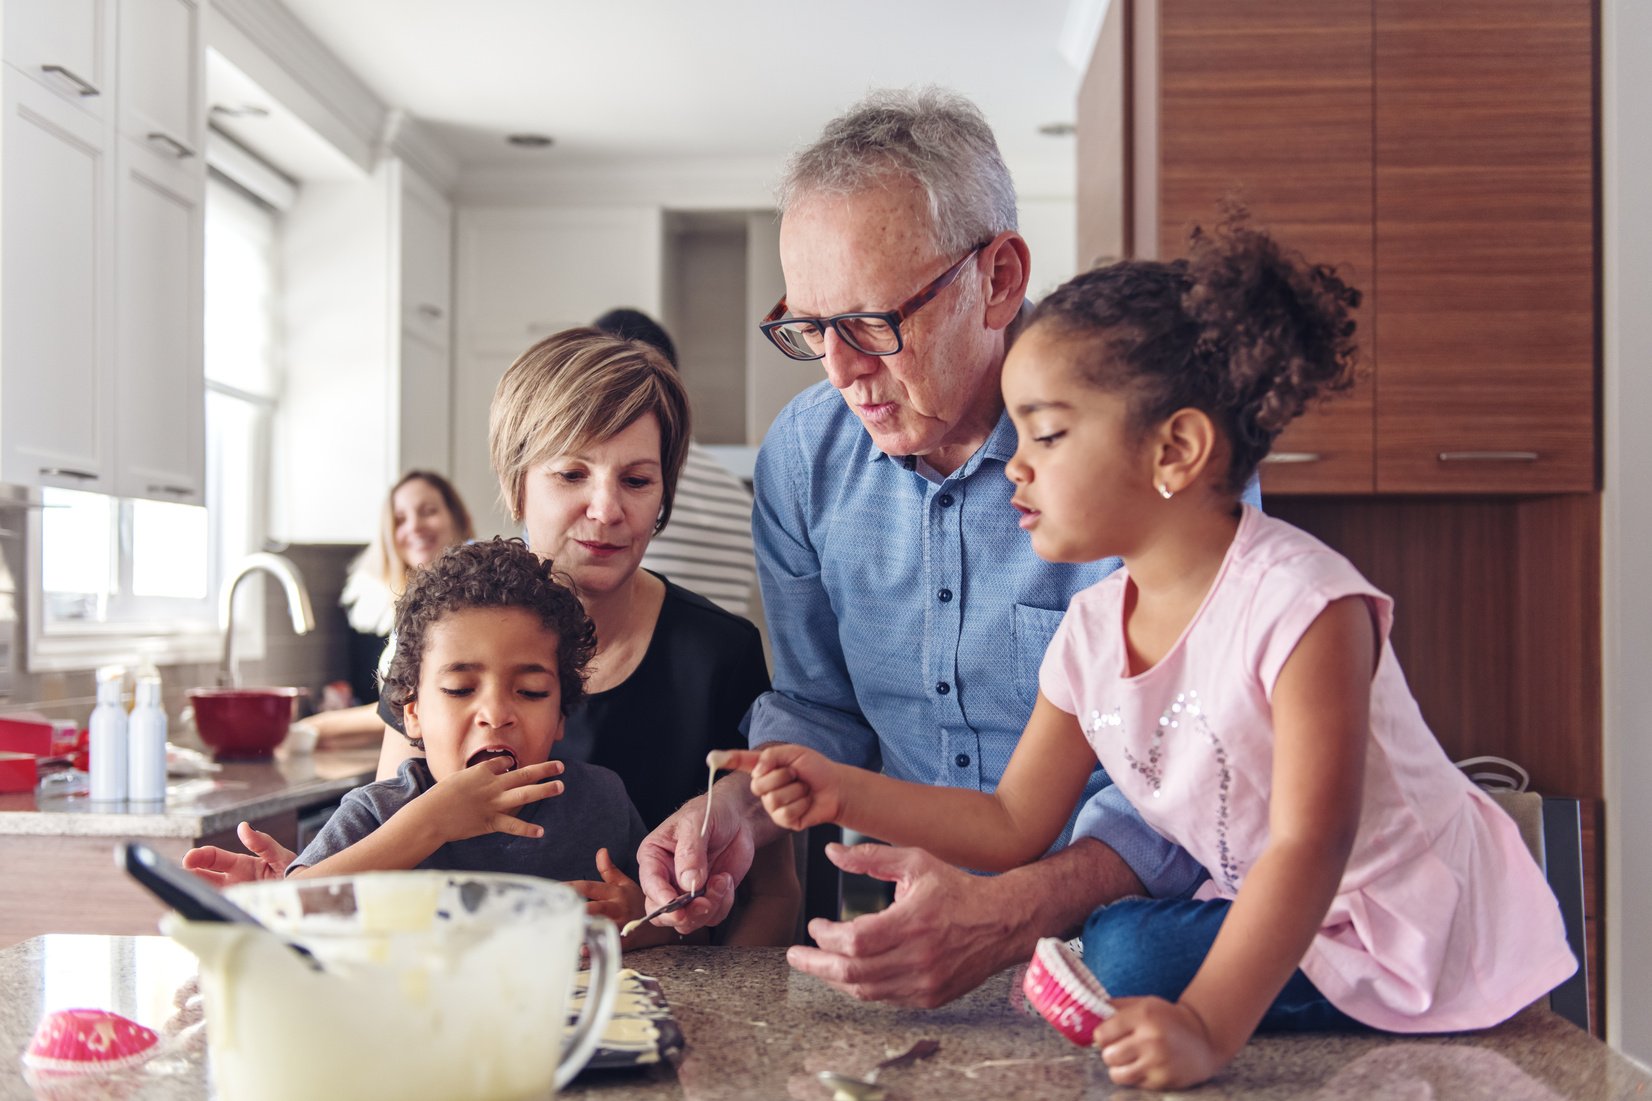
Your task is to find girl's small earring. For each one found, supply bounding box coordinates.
[1157,483,1175,501]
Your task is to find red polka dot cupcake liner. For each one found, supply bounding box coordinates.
[22,1008,159,1075]
[1023,937,1115,1046]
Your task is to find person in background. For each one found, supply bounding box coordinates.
[637,88,1252,998]
[188,329,800,947]
[592,307,759,620]
[300,470,474,747]
[723,212,1576,1088]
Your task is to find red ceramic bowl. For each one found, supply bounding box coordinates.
[188,688,302,759]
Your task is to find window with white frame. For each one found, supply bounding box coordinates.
[31,168,285,669]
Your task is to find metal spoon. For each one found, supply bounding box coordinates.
[817,1038,940,1101]
[622,760,722,937]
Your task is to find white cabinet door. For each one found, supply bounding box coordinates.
[2,0,114,122]
[116,0,199,159]
[114,139,204,504]
[400,170,452,350]
[397,333,452,478]
[1,68,115,493]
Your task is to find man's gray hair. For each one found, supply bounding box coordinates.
[779,86,1018,256]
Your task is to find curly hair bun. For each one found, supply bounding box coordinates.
[1183,203,1362,466]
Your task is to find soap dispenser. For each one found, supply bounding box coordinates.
[128,674,167,804]
[88,665,128,803]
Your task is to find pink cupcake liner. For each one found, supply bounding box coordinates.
[22,1008,159,1075]
[1023,937,1115,1046]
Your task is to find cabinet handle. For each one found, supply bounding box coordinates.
[1261,451,1323,464]
[40,467,97,481]
[1437,451,1540,463]
[416,303,444,320]
[40,64,100,97]
[147,484,194,498]
[146,132,197,159]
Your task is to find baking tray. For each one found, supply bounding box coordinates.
[568,968,685,1071]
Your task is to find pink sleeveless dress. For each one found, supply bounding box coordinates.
[1040,505,1575,1031]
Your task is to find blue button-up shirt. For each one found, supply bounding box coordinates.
[743,381,1255,897]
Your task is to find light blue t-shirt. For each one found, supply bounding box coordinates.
[743,381,1259,896]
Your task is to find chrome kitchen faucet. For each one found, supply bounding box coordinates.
[217,553,316,688]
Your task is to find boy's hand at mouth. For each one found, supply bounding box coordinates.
[416,755,566,844]
[569,847,646,931]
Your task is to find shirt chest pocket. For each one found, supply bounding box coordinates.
[1012,603,1068,710]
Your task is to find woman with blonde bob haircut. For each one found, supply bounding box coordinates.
[490,328,691,542]
[439,327,794,942]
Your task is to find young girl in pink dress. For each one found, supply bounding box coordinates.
[720,212,1576,1090]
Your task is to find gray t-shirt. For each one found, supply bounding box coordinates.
[291,757,647,882]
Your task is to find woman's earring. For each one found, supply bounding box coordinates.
[1157,483,1174,501]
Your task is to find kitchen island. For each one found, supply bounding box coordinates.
[0,936,1646,1100]
[0,749,379,948]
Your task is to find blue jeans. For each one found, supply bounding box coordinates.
[1081,897,1369,1033]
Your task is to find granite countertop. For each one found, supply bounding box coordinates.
[2,936,1648,1100]
[0,749,379,838]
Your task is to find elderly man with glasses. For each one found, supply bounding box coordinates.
[638,88,1226,1007]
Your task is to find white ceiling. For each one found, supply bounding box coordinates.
[276,0,1088,185]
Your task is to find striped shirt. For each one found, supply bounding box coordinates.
[641,442,758,618]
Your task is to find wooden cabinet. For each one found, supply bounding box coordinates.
[1088,0,1597,494]
[1,0,204,503]
[1373,0,1595,493]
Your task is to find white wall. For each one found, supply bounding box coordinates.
[1601,0,1652,1064]
[451,205,664,536]
[1018,195,1080,297]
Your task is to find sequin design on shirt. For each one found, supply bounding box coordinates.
[1091,691,1241,893]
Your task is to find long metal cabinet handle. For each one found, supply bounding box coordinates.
[146,131,197,159]
[40,64,100,96]
[1437,451,1540,463]
[146,484,194,497]
[1261,451,1323,464]
[39,467,97,481]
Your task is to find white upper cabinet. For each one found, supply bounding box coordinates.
[0,66,116,493]
[3,0,114,122]
[114,139,204,503]
[400,167,452,351]
[112,0,204,504]
[117,0,200,159]
[0,0,204,503]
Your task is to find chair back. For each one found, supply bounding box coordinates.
[1485,788,1590,1032]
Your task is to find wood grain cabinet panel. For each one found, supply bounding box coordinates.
[1083,0,1598,494]
[1155,1,1376,494]
[1373,0,1596,492]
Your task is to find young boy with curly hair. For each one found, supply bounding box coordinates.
[287,537,651,935]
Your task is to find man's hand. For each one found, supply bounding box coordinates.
[785,842,1023,1008]
[415,758,565,843]
[634,776,761,934]
[714,745,844,832]
[568,847,644,928]
[181,822,295,886]
[1092,996,1228,1090]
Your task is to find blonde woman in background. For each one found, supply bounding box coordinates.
[302,470,474,746]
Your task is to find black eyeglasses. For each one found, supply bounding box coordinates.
[759,243,986,361]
